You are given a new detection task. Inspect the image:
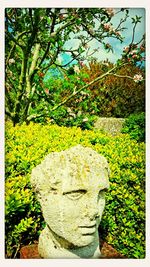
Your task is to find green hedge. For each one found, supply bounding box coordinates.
[121,112,145,142]
[5,122,145,258]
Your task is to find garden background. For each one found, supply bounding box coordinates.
[5,7,145,259]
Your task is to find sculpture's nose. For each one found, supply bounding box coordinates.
[90,206,99,220]
[85,199,100,220]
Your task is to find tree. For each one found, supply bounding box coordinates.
[5,8,145,125]
[75,59,145,117]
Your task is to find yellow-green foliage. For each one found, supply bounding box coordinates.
[5,122,145,258]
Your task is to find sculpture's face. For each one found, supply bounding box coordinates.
[41,164,109,248]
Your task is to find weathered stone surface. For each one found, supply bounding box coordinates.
[31,145,110,259]
[94,117,125,136]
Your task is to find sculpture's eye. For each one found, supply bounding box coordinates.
[63,190,86,200]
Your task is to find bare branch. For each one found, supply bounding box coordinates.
[27,63,126,122]
[51,64,122,112]
[5,43,16,70]
[6,31,31,49]
[110,73,134,80]
[5,106,14,119]
[111,73,145,81]
[29,43,41,77]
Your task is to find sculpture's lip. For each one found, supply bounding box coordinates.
[79,223,97,229]
[80,224,97,235]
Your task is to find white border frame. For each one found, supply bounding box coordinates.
[1,1,150,267]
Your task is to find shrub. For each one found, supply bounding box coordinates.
[5,122,145,258]
[121,112,145,142]
[80,60,145,118]
[33,59,145,127]
[45,107,97,130]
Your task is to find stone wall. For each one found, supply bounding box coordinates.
[94,117,125,136]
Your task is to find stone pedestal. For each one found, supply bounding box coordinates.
[20,242,126,259]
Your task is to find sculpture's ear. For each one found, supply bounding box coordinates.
[30,165,44,197]
[104,163,110,189]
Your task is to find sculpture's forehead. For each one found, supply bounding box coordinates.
[59,160,109,192]
[44,148,109,192]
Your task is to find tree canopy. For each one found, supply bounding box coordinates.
[5,8,145,125]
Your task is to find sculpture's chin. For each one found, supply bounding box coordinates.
[69,231,98,248]
[77,235,96,246]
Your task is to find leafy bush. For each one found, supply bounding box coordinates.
[54,112,97,130]
[79,60,145,118]
[121,112,145,142]
[5,122,145,258]
[29,59,145,127]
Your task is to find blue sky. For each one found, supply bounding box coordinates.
[59,8,145,65]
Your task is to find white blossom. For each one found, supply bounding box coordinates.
[80,91,87,95]
[8,58,15,64]
[67,107,72,113]
[103,23,114,33]
[123,46,129,52]
[74,65,80,74]
[83,118,88,122]
[130,50,137,55]
[83,43,89,49]
[133,74,143,83]
[105,8,115,17]
[89,27,95,35]
[77,111,82,116]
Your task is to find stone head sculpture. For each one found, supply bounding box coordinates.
[31,145,110,258]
